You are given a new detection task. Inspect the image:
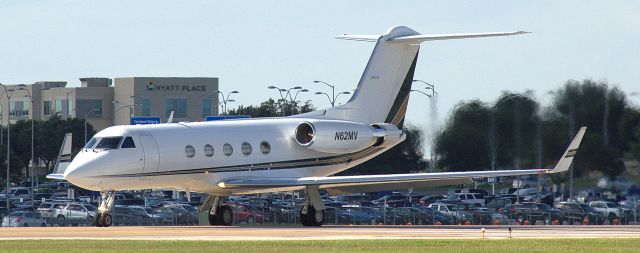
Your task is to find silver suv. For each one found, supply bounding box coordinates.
[588,201,632,224]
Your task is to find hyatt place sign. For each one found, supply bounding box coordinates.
[147,82,207,92]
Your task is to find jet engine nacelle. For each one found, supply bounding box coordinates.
[294,120,404,153]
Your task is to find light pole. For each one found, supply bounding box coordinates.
[290,89,309,115]
[314,91,351,107]
[412,80,436,97]
[16,85,36,204]
[267,85,302,116]
[313,80,335,107]
[0,83,12,220]
[216,90,239,115]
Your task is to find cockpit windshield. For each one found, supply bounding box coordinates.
[84,138,98,149]
[95,137,123,150]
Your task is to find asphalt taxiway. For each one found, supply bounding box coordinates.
[2,225,640,240]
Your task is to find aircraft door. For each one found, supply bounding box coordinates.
[139,134,160,174]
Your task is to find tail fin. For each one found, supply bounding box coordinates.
[318,26,528,128]
[47,133,72,180]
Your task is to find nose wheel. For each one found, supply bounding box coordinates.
[95,191,115,227]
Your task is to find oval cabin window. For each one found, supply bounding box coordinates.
[260,141,271,155]
[223,143,233,156]
[185,145,195,158]
[204,144,214,157]
[241,142,252,156]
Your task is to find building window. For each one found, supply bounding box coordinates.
[43,101,52,116]
[67,100,73,118]
[141,98,151,116]
[55,100,63,114]
[241,142,252,156]
[77,99,103,118]
[9,101,29,117]
[204,144,214,157]
[166,99,187,117]
[223,143,233,156]
[202,99,211,118]
[185,145,195,158]
[260,141,271,155]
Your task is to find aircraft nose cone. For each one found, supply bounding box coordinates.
[63,160,95,189]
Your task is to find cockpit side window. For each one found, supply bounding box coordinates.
[121,137,136,148]
[95,137,123,150]
[84,138,98,149]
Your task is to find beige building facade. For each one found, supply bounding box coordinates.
[0,77,219,132]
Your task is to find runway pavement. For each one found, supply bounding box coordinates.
[2,225,640,240]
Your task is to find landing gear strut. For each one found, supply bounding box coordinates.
[200,195,233,226]
[300,186,325,227]
[95,191,115,227]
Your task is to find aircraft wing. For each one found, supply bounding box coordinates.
[219,127,586,195]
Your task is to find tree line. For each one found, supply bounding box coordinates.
[434,79,640,180]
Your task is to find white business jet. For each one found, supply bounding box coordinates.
[47,26,587,227]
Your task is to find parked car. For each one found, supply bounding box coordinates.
[588,201,632,224]
[2,211,46,227]
[445,193,485,207]
[428,202,472,224]
[500,202,562,225]
[337,207,380,225]
[52,202,97,223]
[486,197,515,211]
[418,195,445,207]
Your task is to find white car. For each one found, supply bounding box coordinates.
[446,193,485,207]
[588,201,632,224]
[53,203,97,221]
[2,211,47,227]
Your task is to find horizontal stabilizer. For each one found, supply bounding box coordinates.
[388,31,530,44]
[335,34,380,42]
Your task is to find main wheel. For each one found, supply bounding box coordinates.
[95,213,103,227]
[301,206,324,227]
[208,211,218,225]
[101,213,113,227]
[216,206,233,226]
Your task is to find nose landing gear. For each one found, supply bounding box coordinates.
[95,191,115,227]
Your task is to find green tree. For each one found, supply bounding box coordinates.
[226,98,316,117]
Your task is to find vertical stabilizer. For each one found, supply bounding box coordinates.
[311,26,528,128]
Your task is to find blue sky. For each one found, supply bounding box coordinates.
[1,1,639,137]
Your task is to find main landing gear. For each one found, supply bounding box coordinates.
[300,186,325,227]
[201,195,233,226]
[95,191,115,227]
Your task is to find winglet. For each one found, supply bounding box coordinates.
[550,126,587,173]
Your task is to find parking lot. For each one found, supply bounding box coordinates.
[2,176,639,227]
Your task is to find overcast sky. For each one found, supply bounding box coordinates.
[1,1,639,136]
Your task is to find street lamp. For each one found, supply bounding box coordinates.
[217,90,239,115]
[16,85,36,204]
[0,83,12,221]
[313,80,335,106]
[412,80,436,97]
[410,89,432,98]
[314,91,351,107]
[267,85,303,116]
